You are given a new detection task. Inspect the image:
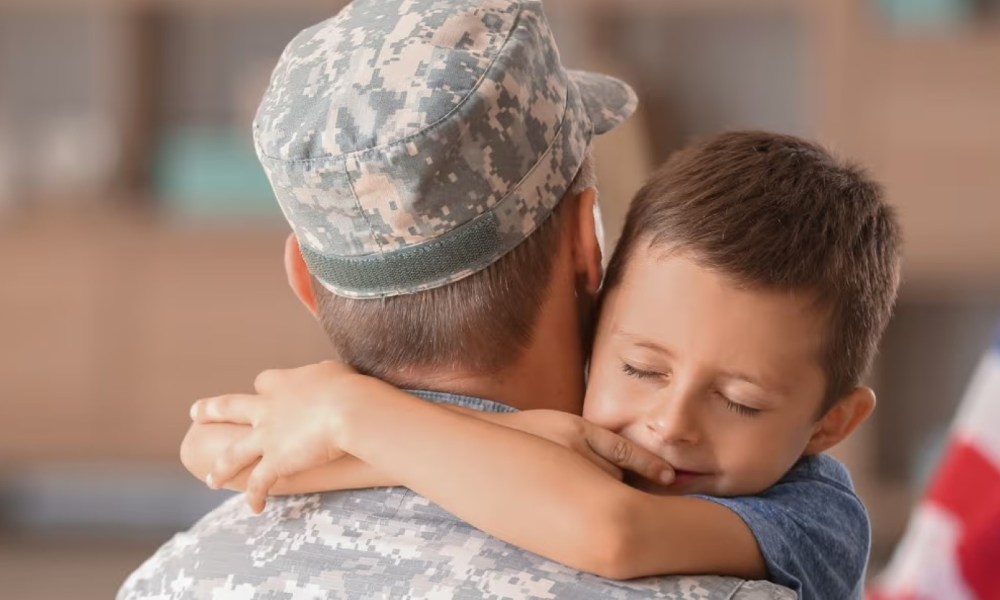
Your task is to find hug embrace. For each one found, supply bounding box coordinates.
[119,1,901,599]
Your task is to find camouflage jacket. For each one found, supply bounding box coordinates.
[118,393,795,600]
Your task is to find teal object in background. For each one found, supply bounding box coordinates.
[877,0,975,31]
[154,128,280,221]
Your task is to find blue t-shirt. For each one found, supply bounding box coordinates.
[695,454,870,600]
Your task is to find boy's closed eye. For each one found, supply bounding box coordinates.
[716,392,763,418]
[620,361,764,418]
[620,362,668,380]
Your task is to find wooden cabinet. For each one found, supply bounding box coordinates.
[829,31,1000,298]
[0,218,112,459]
[0,213,332,461]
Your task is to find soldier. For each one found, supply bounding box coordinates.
[119,0,791,598]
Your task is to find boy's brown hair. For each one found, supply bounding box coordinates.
[603,131,902,410]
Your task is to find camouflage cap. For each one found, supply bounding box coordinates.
[253,0,637,299]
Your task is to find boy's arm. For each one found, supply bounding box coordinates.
[180,406,518,494]
[330,379,768,581]
[180,423,391,492]
[196,369,766,580]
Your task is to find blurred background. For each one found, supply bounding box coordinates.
[1,0,998,598]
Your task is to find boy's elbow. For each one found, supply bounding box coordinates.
[585,523,639,580]
[576,499,643,581]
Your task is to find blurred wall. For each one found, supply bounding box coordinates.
[1,1,998,597]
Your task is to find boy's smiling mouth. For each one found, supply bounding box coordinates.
[669,469,706,487]
[627,466,712,494]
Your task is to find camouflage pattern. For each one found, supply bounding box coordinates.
[118,394,795,600]
[252,0,637,298]
[118,490,794,600]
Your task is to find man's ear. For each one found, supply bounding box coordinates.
[571,187,604,295]
[804,386,876,455]
[283,233,319,317]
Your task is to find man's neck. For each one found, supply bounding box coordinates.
[417,353,585,415]
[393,235,593,414]
[402,276,589,415]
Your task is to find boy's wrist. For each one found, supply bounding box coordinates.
[326,374,391,456]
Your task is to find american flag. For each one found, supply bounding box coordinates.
[869,328,1000,600]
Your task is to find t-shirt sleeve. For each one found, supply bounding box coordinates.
[693,454,871,600]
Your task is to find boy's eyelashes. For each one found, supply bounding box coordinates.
[620,362,667,380]
[620,361,764,418]
[719,394,763,418]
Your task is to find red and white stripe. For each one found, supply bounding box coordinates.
[869,332,1000,600]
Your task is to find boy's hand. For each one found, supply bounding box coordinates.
[506,410,674,485]
[190,361,365,513]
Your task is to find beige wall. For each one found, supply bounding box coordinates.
[1,0,998,580]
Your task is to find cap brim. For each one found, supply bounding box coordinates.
[568,70,638,136]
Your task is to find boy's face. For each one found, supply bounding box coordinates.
[584,248,829,497]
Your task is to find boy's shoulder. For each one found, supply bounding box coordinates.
[782,453,856,491]
[716,453,865,524]
[695,454,870,600]
[759,453,866,519]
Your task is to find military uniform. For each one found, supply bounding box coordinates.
[119,394,793,599]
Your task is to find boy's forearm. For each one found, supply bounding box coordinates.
[335,379,644,577]
[334,379,767,581]
[606,493,768,580]
[179,405,513,494]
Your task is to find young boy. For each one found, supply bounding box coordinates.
[187,131,902,600]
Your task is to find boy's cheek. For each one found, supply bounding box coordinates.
[584,356,650,431]
[581,385,633,432]
[581,397,617,430]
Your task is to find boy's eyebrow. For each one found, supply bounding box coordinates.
[718,368,782,395]
[616,330,677,358]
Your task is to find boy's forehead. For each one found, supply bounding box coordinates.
[629,245,829,320]
[609,251,829,394]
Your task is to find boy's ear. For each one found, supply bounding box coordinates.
[804,386,876,455]
[571,187,604,296]
[283,233,320,317]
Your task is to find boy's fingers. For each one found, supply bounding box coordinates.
[315,360,359,377]
[254,364,322,393]
[253,369,285,394]
[585,427,674,484]
[191,395,263,426]
[253,361,357,396]
[245,461,280,514]
[208,437,262,490]
[582,449,624,480]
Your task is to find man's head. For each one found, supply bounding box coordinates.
[306,156,598,385]
[254,0,635,389]
[583,131,902,497]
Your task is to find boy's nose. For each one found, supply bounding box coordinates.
[645,396,703,446]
